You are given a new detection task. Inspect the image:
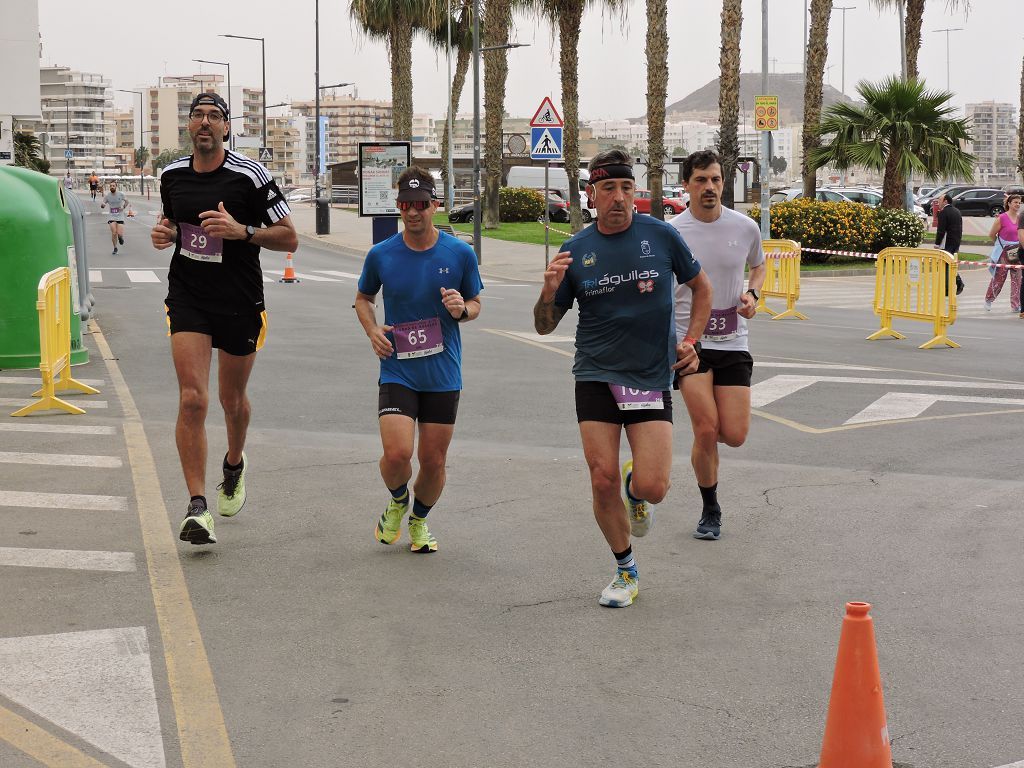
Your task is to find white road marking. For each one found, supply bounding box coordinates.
[0,547,136,572]
[313,269,361,280]
[0,398,107,408]
[992,762,1024,768]
[752,374,1024,408]
[0,451,122,468]
[0,627,166,768]
[758,362,877,371]
[845,393,1024,424]
[263,269,339,282]
[0,376,104,386]
[89,269,103,283]
[127,270,161,283]
[0,490,127,511]
[0,423,116,435]
[486,283,530,288]
[501,331,576,344]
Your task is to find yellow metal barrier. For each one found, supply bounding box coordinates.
[756,239,808,320]
[11,267,100,417]
[867,247,959,349]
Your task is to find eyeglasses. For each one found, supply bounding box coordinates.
[397,200,432,211]
[189,111,226,124]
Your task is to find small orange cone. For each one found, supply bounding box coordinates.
[279,252,300,283]
[819,602,893,768]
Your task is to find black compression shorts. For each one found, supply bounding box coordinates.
[378,383,460,425]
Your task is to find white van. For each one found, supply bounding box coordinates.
[505,166,592,221]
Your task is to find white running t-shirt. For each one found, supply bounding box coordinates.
[672,206,764,353]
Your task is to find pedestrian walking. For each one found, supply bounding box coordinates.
[984,194,1022,311]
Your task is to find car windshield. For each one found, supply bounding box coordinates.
[769,192,790,203]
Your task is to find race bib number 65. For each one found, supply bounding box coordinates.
[179,222,223,263]
[393,317,443,359]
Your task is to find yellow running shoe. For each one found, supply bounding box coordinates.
[621,459,653,537]
[408,514,437,553]
[375,495,408,545]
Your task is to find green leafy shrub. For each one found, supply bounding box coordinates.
[748,199,923,262]
[499,187,545,222]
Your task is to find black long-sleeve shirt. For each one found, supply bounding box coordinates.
[934,204,963,255]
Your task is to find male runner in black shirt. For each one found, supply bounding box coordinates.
[151,92,297,545]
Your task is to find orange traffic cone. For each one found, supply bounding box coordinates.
[819,602,893,768]
[279,252,300,283]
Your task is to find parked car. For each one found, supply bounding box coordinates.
[769,187,852,204]
[286,188,314,203]
[920,184,976,214]
[664,185,690,204]
[634,189,687,216]
[950,188,1008,217]
[447,192,570,224]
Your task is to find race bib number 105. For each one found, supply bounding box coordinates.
[609,384,664,411]
[179,222,224,263]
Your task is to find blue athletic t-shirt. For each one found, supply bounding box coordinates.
[358,230,483,392]
[554,216,701,391]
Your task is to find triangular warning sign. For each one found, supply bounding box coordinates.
[259,147,273,162]
[530,97,563,127]
[531,127,561,157]
[0,627,166,768]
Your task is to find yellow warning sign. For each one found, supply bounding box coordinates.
[755,95,779,131]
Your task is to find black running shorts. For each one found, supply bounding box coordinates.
[165,302,267,357]
[675,349,753,388]
[378,383,460,425]
[574,380,673,425]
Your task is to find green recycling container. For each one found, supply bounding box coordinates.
[0,165,88,368]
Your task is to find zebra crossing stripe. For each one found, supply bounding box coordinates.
[89,269,103,283]
[0,547,136,572]
[0,424,116,435]
[0,490,127,511]
[125,270,160,283]
[0,452,122,468]
[0,376,104,386]
[0,398,107,408]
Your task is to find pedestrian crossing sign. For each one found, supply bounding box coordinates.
[259,147,274,163]
[530,127,563,160]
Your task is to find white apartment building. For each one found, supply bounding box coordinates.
[965,101,1018,182]
[264,113,310,185]
[16,66,116,180]
[292,96,394,168]
[412,114,440,156]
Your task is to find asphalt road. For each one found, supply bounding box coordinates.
[1,196,1022,768]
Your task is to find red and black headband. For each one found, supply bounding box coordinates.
[589,163,635,183]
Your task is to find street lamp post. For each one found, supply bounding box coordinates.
[760,0,770,238]
[44,97,71,175]
[221,34,267,152]
[116,89,145,197]
[193,59,232,150]
[834,6,856,96]
[314,0,329,235]
[934,27,964,91]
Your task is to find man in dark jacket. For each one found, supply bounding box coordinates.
[934,192,964,295]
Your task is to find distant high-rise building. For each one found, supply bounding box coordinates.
[15,66,115,180]
[264,113,310,185]
[291,96,394,169]
[965,101,1018,182]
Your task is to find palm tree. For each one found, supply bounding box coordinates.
[14,132,49,173]
[533,0,627,231]
[429,0,474,208]
[645,0,668,221]
[802,0,833,197]
[808,76,974,207]
[350,1,444,141]
[869,0,971,80]
[482,0,513,228]
[718,0,742,209]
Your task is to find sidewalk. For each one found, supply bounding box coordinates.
[288,203,550,284]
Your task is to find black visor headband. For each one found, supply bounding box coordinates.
[589,163,635,183]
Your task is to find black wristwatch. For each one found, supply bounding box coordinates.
[458,307,470,322]
[746,288,759,301]
[244,225,256,242]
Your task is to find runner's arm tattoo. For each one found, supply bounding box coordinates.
[533,296,567,335]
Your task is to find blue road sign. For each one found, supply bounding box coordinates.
[530,127,562,160]
[64,149,74,160]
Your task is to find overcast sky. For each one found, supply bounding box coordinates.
[38,0,1013,123]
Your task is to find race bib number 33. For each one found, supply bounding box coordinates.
[609,384,664,411]
[703,306,739,341]
[393,317,444,359]
[179,222,223,263]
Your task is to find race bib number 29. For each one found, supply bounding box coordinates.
[179,222,223,263]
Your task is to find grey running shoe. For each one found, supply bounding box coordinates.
[693,507,722,540]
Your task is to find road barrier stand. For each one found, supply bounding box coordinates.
[867,247,959,349]
[11,267,100,417]
[756,239,808,320]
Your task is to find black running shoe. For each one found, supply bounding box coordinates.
[694,507,722,540]
[117,234,124,245]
